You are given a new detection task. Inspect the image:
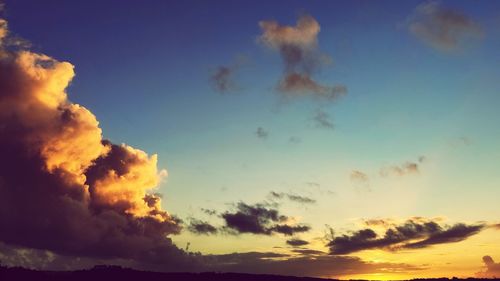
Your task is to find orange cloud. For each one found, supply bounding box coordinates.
[0,17,189,268]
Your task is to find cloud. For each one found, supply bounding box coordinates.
[291,249,325,256]
[255,127,269,139]
[210,56,247,94]
[491,223,500,229]
[408,1,483,52]
[200,208,217,216]
[350,170,369,183]
[0,17,196,270]
[271,224,311,236]
[269,191,316,204]
[289,136,301,144]
[279,73,346,100]
[312,109,334,129]
[327,218,484,255]
[205,251,424,278]
[222,202,310,236]
[211,66,235,93]
[187,219,218,235]
[0,242,137,271]
[286,239,309,247]
[258,15,346,101]
[476,255,500,278]
[379,157,425,177]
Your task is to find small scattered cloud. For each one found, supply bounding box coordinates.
[476,255,500,278]
[312,109,334,129]
[258,15,346,101]
[350,170,369,183]
[255,127,269,139]
[286,238,309,247]
[327,218,484,255]
[291,249,325,256]
[201,208,218,216]
[289,136,302,144]
[210,56,247,94]
[187,219,218,235]
[269,191,316,205]
[211,66,235,93]
[380,157,426,177]
[407,1,483,52]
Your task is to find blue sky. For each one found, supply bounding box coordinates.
[2,0,500,278]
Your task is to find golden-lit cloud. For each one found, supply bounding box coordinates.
[0,17,190,268]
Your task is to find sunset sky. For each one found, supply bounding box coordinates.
[1,0,500,279]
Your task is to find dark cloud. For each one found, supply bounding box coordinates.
[289,136,302,144]
[0,17,197,270]
[221,202,310,236]
[205,251,425,278]
[312,109,334,129]
[255,127,269,139]
[271,224,311,236]
[187,219,218,235]
[408,1,483,52]
[210,56,247,94]
[200,208,217,216]
[291,249,325,256]
[269,191,316,204]
[286,239,309,247]
[328,218,484,255]
[476,255,500,278]
[258,15,346,101]
[211,66,234,93]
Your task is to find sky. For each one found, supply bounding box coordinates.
[1,0,500,279]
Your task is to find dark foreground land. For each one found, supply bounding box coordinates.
[0,266,496,281]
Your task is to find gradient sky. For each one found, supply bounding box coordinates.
[2,0,500,279]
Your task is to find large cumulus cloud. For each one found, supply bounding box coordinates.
[0,18,196,270]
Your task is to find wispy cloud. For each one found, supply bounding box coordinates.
[312,109,334,129]
[269,191,316,205]
[210,56,247,94]
[380,156,426,177]
[255,127,269,139]
[408,1,483,52]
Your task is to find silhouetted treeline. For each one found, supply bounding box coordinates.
[0,265,494,281]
